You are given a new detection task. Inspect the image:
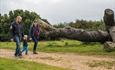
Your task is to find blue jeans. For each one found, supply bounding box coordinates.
[31,36,38,52]
[14,36,21,56]
[22,46,28,54]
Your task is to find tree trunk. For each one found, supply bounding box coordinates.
[48,27,110,42]
[39,9,114,43]
[39,9,115,51]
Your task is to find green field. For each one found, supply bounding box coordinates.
[0,57,71,70]
[0,39,115,57]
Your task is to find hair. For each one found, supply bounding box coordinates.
[33,19,40,28]
[16,16,22,23]
[23,35,28,40]
[16,16,22,20]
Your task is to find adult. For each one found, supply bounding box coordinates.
[10,16,24,57]
[29,19,40,54]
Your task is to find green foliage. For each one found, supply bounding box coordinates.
[53,19,105,31]
[68,19,106,30]
[53,22,67,28]
[0,9,42,41]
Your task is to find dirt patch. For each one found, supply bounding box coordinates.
[0,49,115,70]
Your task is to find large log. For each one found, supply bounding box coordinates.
[38,9,115,51]
[39,20,110,42]
[38,9,114,43]
[48,27,110,42]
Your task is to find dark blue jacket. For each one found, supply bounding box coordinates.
[29,24,40,38]
[10,21,24,38]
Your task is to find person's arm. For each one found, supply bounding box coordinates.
[9,22,15,41]
[29,24,33,38]
[21,24,24,38]
[10,23,15,37]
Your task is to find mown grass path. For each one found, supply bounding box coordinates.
[0,49,115,70]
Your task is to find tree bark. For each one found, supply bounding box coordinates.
[48,27,110,42]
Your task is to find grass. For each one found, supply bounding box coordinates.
[0,39,115,57]
[86,60,115,69]
[0,57,71,70]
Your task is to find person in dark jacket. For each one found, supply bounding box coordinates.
[10,16,24,57]
[29,19,40,54]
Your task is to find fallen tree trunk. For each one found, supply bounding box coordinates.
[48,9,114,43]
[38,9,115,51]
[48,27,110,42]
[39,20,110,42]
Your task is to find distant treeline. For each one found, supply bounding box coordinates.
[0,9,105,41]
[53,19,105,31]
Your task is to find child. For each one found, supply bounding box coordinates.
[21,35,28,55]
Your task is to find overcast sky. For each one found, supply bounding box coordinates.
[0,0,115,24]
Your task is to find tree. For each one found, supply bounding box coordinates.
[0,9,42,41]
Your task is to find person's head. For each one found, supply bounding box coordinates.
[23,35,28,40]
[33,19,40,27]
[16,16,22,24]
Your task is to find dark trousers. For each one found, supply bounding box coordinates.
[22,46,28,54]
[32,36,38,52]
[14,36,21,56]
